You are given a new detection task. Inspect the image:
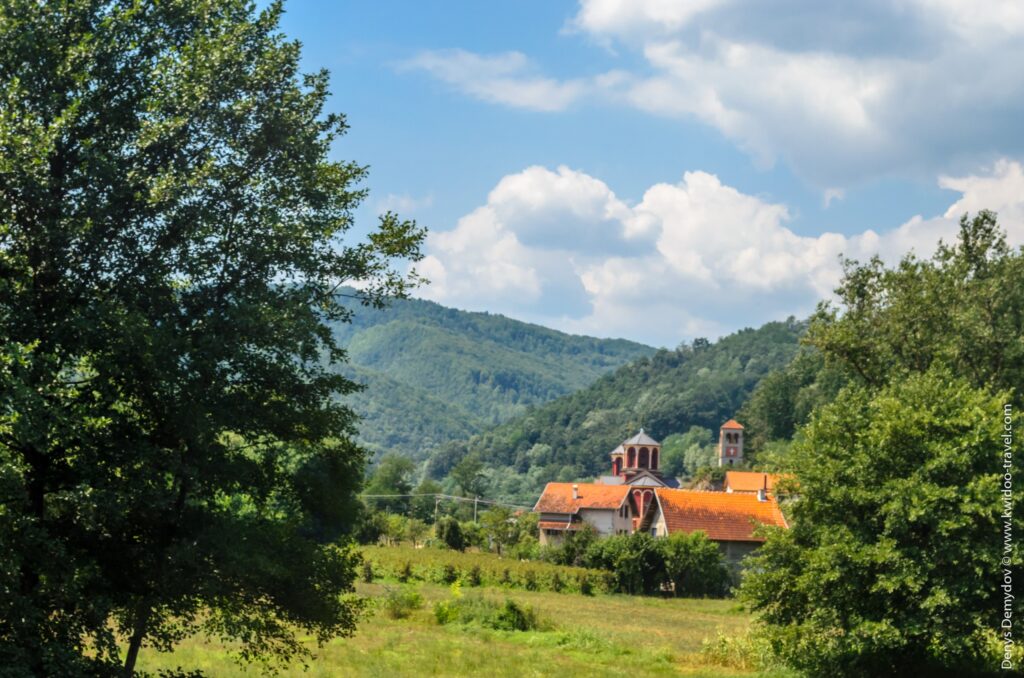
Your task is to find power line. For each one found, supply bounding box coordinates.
[358,492,533,512]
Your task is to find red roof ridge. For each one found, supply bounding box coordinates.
[720,418,744,429]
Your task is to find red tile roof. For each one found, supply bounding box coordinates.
[720,419,744,430]
[654,489,787,542]
[725,471,780,492]
[533,482,630,514]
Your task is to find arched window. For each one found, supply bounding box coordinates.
[627,447,636,467]
[651,448,659,470]
[638,447,649,468]
[612,457,622,475]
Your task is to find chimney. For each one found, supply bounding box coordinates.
[572,484,579,500]
[757,488,767,502]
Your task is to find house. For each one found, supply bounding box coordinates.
[725,470,780,494]
[533,425,789,563]
[640,487,788,562]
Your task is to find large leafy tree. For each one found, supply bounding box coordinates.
[0,1,423,675]
[741,372,1015,676]
[742,214,1024,675]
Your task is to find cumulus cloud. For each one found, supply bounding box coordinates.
[418,160,1024,346]
[405,1,1024,186]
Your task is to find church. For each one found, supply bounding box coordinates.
[532,420,788,563]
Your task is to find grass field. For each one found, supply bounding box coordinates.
[135,549,799,677]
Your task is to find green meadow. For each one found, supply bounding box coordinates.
[135,551,795,678]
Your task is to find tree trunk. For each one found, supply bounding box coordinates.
[122,602,151,677]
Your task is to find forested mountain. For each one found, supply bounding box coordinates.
[425,318,806,501]
[330,293,656,459]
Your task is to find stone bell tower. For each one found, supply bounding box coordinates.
[717,419,744,467]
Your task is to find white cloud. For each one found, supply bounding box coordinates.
[376,192,434,215]
[405,1,1024,186]
[418,160,1024,346]
[399,49,590,112]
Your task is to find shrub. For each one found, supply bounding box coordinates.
[488,599,540,632]
[361,559,374,583]
[577,574,593,596]
[465,564,482,587]
[435,516,465,552]
[522,569,538,591]
[433,593,544,632]
[381,587,423,620]
[660,531,729,597]
[397,561,412,583]
[440,563,459,584]
[584,533,664,595]
[499,568,511,586]
[550,572,563,592]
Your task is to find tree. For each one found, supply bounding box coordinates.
[807,211,1024,402]
[450,453,487,498]
[364,453,416,514]
[409,478,443,523]
[660,531,729,597]
[434,516,465,552]
[479,507,519,556]
[741,371,1017,676]
[0,1,423,675]
[405,518,429,548]
[584,533,664,595]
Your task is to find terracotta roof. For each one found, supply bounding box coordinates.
[538,520,582,531]
[654,488,787,542]
[622,429,660,446]
[720,419,744,430]
[533,482,630,514]
[725,471,779,492]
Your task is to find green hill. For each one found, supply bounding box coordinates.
[331,294,656,459]
[425,318,806,500]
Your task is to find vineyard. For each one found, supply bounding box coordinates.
[362,545,613,595]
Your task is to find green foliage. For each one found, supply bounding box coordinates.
[430,319,804,500]
[0,1,422,674]
[363,545,611,595]
[450,454,487,497]
[432,592,545,632]
[435,516,466,552]
[332,293,655,460]
[380,587,424,620]
[410,479,443,523]
[361,560,375,584]
[584,533,666,595]
[741,371,1018,676]
[808,210,1024,402]
[661,532,731,597]
[364,454,416,514]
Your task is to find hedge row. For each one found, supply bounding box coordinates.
[362,545,613,595]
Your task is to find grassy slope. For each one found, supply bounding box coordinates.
[137,582,774,677]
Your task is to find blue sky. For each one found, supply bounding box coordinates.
[280,1,1024,347]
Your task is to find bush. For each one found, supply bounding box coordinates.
[435,516,465,551]
[361,559,374,583]
[433,593,544,632]
[397,561,412,583]
[577,574,593,596]
[550,572,563,592]
[465,564,482,587]
[488,599,540,632]
[584,533,664,595]
[522,569,538,591]
[381,586,423,620]
[440,563,459,584]
[661,531,729,597]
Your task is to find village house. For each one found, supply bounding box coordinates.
[725,470,782,494]
[533,423,789,564]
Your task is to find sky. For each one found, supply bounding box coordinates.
[280,0,1024,347]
